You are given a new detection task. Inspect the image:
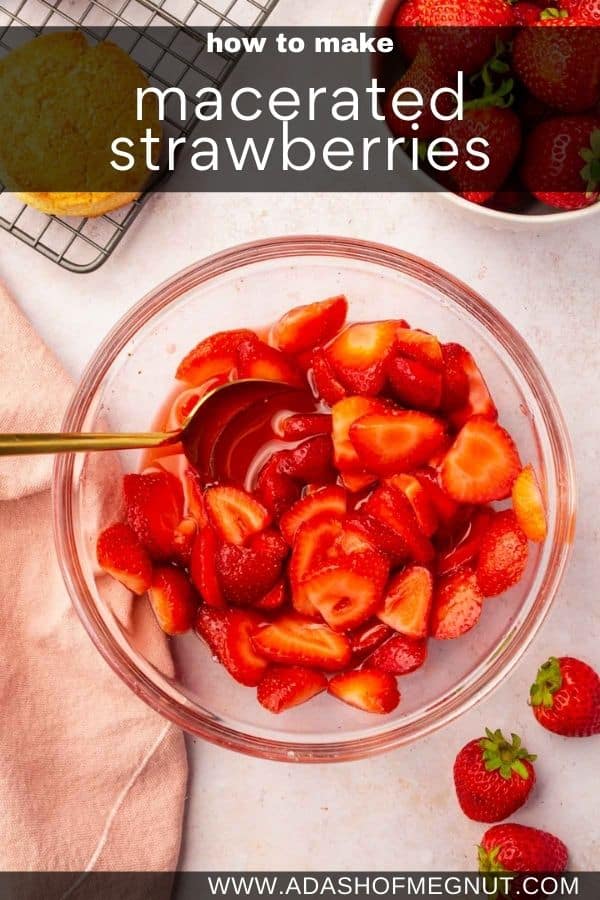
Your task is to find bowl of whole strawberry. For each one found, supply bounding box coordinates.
[371,0,600,227]
[54,236,575,761]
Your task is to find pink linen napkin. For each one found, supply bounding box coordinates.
[0,285,188,878]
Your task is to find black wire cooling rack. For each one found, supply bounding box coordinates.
[0,0,279,272]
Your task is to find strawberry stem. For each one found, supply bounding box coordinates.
[478,845,508,874]
[479,727,537,780]
[465,41,514,111]
[580,128,600,200]
[540,6,569,18]
[530,656,562,708]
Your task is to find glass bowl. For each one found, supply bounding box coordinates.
[53,236,576,762]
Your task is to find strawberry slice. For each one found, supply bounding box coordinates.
[512,464,547,543]
[476,510,529,598]
[368,634,428,675]
[440,342,471,413]
[183,467,208,528]
[441,417,521,504]
[326,321,398,395]
[278,435,336,484]
[386,474,438,536]
[253,579,288,611]
[278,413,332,440]
[332,395,388,473]
[257,665,328,713]
[414,467,462,529]
[175,329,256,385]
[148,566,198,635]
[310,349,347,406]
[386,355,443,411]
[290,515,344,615]
[437,507,494,576]
[254,454,301,518]
[350,410,447,476]
[328,669,400,714]
[394,328,443,370]
[172,517,197,566]
[251,613,352,671]
[441,343,498,428]
[430,568,484,639]
[215,534,286,605]
[96,522,153,595]
[271,295,348,354]
[363,485,434,563]
[237,335,304,387]
[377,565,433,638]
[205,486,271,545]
[123,470,184,561]
[349,620,393,659]
[300,552,389,632]
[340,470,378,493]
[223,609,269,686]
[196,605,229,660]
[190,525,225,608]
[280,485,347,545]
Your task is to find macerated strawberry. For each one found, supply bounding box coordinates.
[196,605,229,660]
[172,517,197,566]
[300,552,389,632]
[369,633,428,675]
[96,522,153,595]
[280,485,347,545]
[437,507,494,576]
[442,344,498,428]
[278,413,332,440]
[278,434,336,484]
[349,620,393,659]
[254,454,301,518]
[326,321,397,395]
[168,387,202,428]
[251,613,352,671]
[441,417,521,504]
[123,470,184,560]
[331,395,388,473]
[377,565,433,638]
[386,474,438,536]
[257,665,328,713]
[430,568,484,639]
[290,514,344,613]
[237,335,304,387]
[183,467,208,527]
[386,355,443,411]
[310,348,347,406]
[328,669,400,714]
[271,295,348,354]
[149,566,198,635]
[215,540,285,605]
[440,343,471,413]
[476,510,529,597]
[253,580,288,611]
[222,609,269,686]
[340,470,378,493]
[414,467,462,528]
[394,328,443,369]
[175,329,256,385]
[350,410,447,476]
[512,464,547,542]
[364,485,434,563]
[205,486,271,545]
[190,525,225,608]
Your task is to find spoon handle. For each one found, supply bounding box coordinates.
[0,431,178,456]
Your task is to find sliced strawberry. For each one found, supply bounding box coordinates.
[441,417,521,504]
[253,579,288,611]
[257,665,328,713]
[252,613,352,671]
[300,552,389,632]
[123,470,184,560]
[183,467,208,527]
[442,343,498,428]
[377,565,433,638]
[336,516,380,556]
[222,609,269,686]
[254,454,301,518]
[349,620,393,659]
[430,568,484,640]
[168,387,202,428]
[96,522,153,595]
[215,538,285,605]
[328,669,400,714]
[190,525,225,608]
[512,464,547,543]
[271,295,348,354]
[278,435,336,484]
[148,566,198,635]
[350,410,447,476]
[414,467,462,528]
[280,485,347,545]
[368,634,428,675]
[476,510,529,598]
[205,486,271,545]
[237,335,304,387]
[437,507,494,576]
[364,485,434,563]
[339,470,378,493]
[278,413,332,440]
[172,517,197,566]
[386,355,443,411]
[440,342,471,413]
[310,348,347,406]
[175,329,255,385]
[326,321,397,395]
[196,604,229,660]
[386,474,438,536]
[331,395,388,472]
[290,515,344,615]
[394,328,443,370]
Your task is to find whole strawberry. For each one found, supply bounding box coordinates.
[384,45,454,140]
[454,728,537,822]
[521,115,600,209]
[479,824,568,873]
[530,655,600,736]
[559,0,600,23]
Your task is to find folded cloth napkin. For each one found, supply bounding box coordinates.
[0,285,187,884]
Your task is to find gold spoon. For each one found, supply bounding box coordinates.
[0,379,306,478]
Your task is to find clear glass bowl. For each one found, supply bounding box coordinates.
[53,236,576,762]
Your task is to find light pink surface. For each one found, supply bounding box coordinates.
[0,285,187,875]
